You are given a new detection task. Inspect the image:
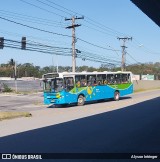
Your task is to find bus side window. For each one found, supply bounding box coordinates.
[97,74,106,85]
[102,74,107,85]
[87,75,91,86]
[87,75,96,86]
[107,74,115,84]
[76,81,80,87]
[75,75,80,87]
[107,74,110,84]
[64,77,74,91]
[81,79,87,86]
[122,74,128,83]
[75,75,86,87]
[115,74,121,84]
[97,74,101,85]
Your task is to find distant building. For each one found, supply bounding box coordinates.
[132,74,140,80]
[141,74,154,80]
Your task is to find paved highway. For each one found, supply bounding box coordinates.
[0,90,159,112]
[0,90,160,161]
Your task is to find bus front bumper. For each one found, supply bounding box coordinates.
[44,96,65,105]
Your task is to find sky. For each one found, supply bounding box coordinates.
[0,0,160,68]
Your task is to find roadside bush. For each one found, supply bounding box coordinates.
[2,83,13,92]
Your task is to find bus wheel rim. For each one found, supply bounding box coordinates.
[78,98,83,103]
[116,93,119,99]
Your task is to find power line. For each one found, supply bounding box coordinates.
[2,38,121,65]
[77,53,119,65]
[19,0,65,18]
[0,3,132,56]
[4,39,72,52]
[126,52,140,64]
[78,56,119,65]
[0,16,72,38]
[36,0,72,16]
[82,24,116,37]
[0,13,66,28]
[32,0,130,38]
[78,45,120,59]
[75,49,121,65]
[77,38,120,51]
[17,0,141,64]
[0,9,67,26]
[0,29,71,47]
[132,39,160,55]
[45,1,131,37]
[45,0,79,16]
[0,13,120,54]
[4,42,71,56]
[79,50,121,63]
[26,40,71,50]
[84,18,131,38]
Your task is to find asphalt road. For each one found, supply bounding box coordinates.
[0,90,160,161]
[0,90,159,111]
[0,93,44,112]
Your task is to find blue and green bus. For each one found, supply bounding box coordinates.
[42,71,133,106]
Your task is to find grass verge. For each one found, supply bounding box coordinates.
[0,112,32,121]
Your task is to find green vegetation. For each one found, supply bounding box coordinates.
[0,59,160,79]
[0,112,32,121]
[2,83,13,92]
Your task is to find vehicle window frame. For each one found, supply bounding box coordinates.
[107,74,115,84]
[97,74,107,85]
[75,75,87,87]
[64,77,74,91]
[87,75,96,86]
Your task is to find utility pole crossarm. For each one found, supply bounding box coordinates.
[65,18,72,21]
[75,16,84,20]
[66,24,81,29]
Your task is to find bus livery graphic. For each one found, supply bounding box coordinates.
[42,71,133,106]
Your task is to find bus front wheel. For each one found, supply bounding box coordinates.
[77,95,85,106]
[114,91,120,101]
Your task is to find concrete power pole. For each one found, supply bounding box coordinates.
[65,16,84,72]
[117,37,132,71]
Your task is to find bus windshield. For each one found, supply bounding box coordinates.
[44,78,63,92]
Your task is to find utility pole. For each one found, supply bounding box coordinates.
[117,37,132,71]
[65,16,84,72]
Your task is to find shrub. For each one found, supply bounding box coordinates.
[2,83,13,92]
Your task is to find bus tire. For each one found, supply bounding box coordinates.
[114,91,120,101]
[77,95,85,106]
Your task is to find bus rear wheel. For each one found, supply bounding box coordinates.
[77,95,85,106]
[114,91,120,101]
